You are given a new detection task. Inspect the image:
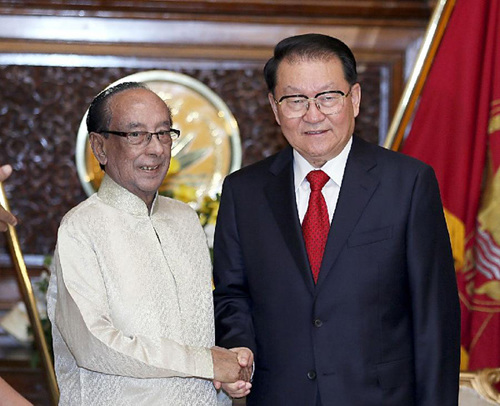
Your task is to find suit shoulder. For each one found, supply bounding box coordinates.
[355,136,433,173]
[224,149,287,184]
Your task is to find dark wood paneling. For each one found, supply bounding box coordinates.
[0,363,50,406]
[0,0,432,25]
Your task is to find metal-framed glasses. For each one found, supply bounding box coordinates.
[100,129,181,147]
[275,89,352,118]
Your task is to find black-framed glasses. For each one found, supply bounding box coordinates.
[100,129,180,147]
[274,89,352,118]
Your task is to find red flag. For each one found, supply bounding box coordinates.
[401,0,500,370]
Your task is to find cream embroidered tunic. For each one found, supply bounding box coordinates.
[47,175,217,405]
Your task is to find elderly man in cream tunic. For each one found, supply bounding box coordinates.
[47,82,252,405]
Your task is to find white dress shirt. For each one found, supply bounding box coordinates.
[294,137,352,224]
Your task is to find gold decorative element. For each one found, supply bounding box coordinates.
[478,159,500,256]
[384,0,456,150]
[475,281,500,302]
[490,99,500,135]
[76,70,242,205]
[460,368,500,404]
[461,346,470,371]
[490,115,500,135]
[0,183,59,405]
[444,208,465,272]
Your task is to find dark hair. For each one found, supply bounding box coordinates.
[87,81,148,170]
[263,33,358,94]
[86,81,148,135]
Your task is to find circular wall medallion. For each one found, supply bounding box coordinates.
[75,70,242,205]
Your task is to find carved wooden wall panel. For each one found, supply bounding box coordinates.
[0,61,385,256]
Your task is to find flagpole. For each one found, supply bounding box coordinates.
[383,0,456,151]
[0,182,59,405]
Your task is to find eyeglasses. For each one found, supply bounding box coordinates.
[100,129,180,147]
[274,89,351,118]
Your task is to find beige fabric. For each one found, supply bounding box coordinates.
[459,387,498,405]
[47,175,217,405]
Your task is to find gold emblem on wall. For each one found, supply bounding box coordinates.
[76,70,241,205]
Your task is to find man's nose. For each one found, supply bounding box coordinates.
[303,100,325,123]
[146,133,167,154]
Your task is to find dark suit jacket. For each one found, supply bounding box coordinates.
[213,136,460,406]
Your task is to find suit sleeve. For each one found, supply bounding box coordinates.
[49,222,214,380]
[406,165,460,405]
[213,177,257,353]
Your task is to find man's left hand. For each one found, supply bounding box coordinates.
[213,347,254,398]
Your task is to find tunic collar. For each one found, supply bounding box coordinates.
[97,174,159,217]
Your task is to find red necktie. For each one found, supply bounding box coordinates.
[302,170,330,283]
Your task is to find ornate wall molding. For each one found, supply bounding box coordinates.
[0,1,432,25]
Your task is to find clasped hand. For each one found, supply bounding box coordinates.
[211,346,253,398]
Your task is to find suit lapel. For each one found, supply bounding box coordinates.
[264,148,315,294]
[316,137,380,288]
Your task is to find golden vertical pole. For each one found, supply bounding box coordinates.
[0,183,59,405]
[383,0,456,151]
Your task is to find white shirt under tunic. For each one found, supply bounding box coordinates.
[47,175,217,406]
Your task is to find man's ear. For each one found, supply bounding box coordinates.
[89,132,108,166]
[268,93,281,126]
[350,83,361,118]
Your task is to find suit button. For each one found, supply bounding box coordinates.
[313,319,323,327]
[307,370,317,380]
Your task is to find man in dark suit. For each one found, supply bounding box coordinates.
[213,33,460,405]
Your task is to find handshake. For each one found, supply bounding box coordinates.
[211,346,254,398]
